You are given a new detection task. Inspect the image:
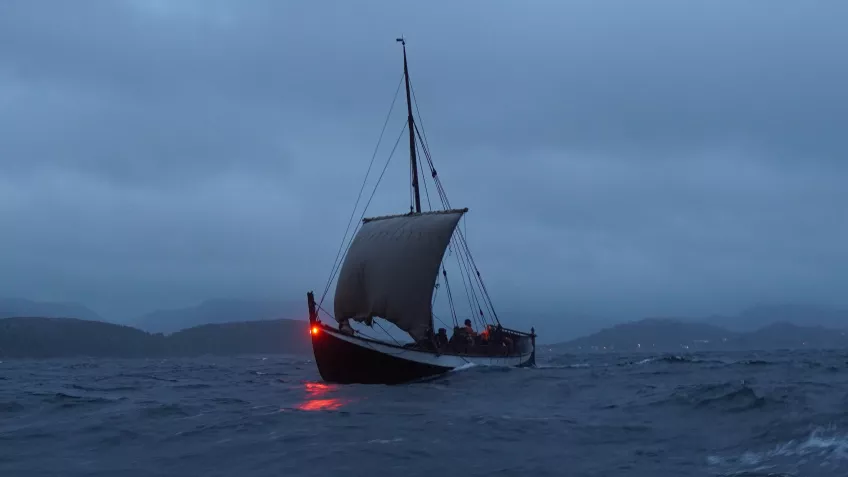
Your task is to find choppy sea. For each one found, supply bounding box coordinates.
[2,349,847,476]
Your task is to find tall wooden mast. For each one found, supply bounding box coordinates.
[397,37,422,214]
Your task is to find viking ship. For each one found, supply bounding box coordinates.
[306,38,536,384]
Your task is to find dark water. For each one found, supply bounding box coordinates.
[2,350,848,477]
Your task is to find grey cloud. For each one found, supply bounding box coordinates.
[0,0,846,338]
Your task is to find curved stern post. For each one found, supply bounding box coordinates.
[307,291,318,326]
[529,327,537,367]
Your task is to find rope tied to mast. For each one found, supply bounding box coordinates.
[317,38,502,344]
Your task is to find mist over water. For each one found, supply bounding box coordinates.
[3,350,847,476]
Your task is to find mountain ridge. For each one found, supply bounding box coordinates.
[1,297,307,334]
[3,299,847,353]
[128,298,305,334]
[0,298,105,322]
[553,318,848,352]
[0,316,311,358]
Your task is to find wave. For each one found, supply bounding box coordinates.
[733,359,776,366]
[450,362,478,373]
[172,383,212,390]
[139,403,191,418]
[694,385,768,412]
[534,354,714,369]
[0,401,24,413]
[41,392,121,409]
[432,353,781,373]
[63,362,101,370]
[621,354,784,369]
[658,354,692,363]
[536,362,592,369]
[649,382,778,413]
[118,373,179,383]
[708,425,848,476]
[68,383,140,392]
[211,397,249,405]
[3,350,845,476]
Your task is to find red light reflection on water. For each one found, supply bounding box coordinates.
[295,381,345,411]
[298,398,344,411]
[304,382,332,394]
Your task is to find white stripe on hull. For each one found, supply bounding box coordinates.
[322,327,534,369]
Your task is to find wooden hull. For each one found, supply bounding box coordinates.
[310,324,536,384]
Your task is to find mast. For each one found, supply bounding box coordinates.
[397,37,422,214]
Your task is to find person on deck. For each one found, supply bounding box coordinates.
[436,328,449,348]
[463,319,476,337]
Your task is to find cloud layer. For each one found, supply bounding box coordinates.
[1,1,845,334]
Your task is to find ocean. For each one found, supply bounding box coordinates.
[1,349,847,477]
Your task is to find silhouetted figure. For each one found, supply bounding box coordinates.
[463,319,476,337]
[436,328,448,348]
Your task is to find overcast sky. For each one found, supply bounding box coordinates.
[1,1,845,332]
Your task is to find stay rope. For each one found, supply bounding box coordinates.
[410,84,500,329]
[315,70,501,345]
[318,122,407,310]
[318,73,404,308]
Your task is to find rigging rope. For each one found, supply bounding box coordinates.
[442,268,459,327]
[410,81,503,329]
[431,312,451,331]
[448,241,478,326]
[409,156,415,213]
[412,122,490,328]
[316,70,503,344]
[410,83,433,163]
[454,227,501,325]
[318,122,408,309]
[450,233,489,330]
[374,320,403,347]
[318,74,404,307]
[417,141,433,211]
[318,292,407,346]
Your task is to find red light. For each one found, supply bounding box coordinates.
[296,381,345,412]
[310,326,320,335]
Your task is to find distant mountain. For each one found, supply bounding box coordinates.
[0,317,161,358]
[0,317,311,359]
[559,318,736,352]
[129,298,304,334]
[738,304,848,330]
[699,304,848,332]
[553,318,848,352]
[0,298,104,322]
[166,319,311,357]
[732,322,848,350]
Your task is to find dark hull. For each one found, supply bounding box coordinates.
[310,324,536,385]
[311,327,452,384]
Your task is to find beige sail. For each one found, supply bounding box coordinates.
[333,208,467,341]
